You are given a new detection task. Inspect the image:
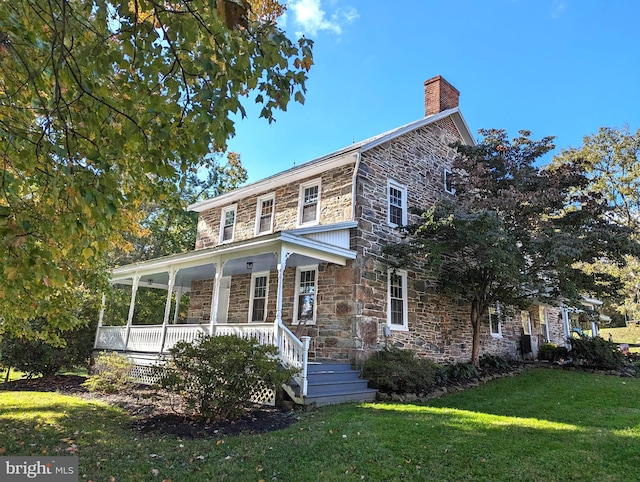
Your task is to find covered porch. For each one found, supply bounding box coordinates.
[94,224,357,399]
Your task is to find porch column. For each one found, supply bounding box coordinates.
[208,258,224,336]
[160,268,177,353]
[274,248,291,346]
[172,286,183,324]
[94,293,106,349]
[124,274,141,351]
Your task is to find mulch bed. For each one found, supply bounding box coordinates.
[0,375,299,438]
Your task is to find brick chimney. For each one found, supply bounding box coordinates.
[424,75,460,117]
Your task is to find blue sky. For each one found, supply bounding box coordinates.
[227,0,640,183]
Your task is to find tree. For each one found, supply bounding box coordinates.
[383,129,638,366]
[553,127,640,322]
[0,0,312,339]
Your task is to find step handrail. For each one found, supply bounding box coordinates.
[278,321,310,397]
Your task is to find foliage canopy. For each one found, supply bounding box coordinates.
[384,129,639,366]
[0,0,312,338]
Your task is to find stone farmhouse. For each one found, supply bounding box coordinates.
[94,76,594,404]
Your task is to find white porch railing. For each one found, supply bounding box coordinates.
[94,322,310,396]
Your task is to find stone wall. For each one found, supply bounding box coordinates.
[195,164,355,249]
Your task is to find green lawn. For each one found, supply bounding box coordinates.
[599,324,640,344]
[1,368,639,481]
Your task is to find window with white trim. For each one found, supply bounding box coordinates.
[521,310,532,335]
[387,269,408,330]
[298,179,321,226]
[444,168,455,194]
[255,193,275,235]
[219,204,237,243]
[539,305,550,342]
[249,272,269,322]
[387,180,407,227]
[293,266,318,324]
[489,302,502,337]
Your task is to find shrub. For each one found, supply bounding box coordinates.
[568,335,625,370]
[82,351,133,393]
[158,335,299,420]
[443,361,479,381]
[538,343,569,362]
[362,346,441,394]
[479,354,511,370]
[0,317,96,378]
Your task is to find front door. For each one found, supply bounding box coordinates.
[216,276,231,324]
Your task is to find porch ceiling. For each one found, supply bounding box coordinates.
[110,228,356,287]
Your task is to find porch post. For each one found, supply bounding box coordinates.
[160,268,177,354]
[124,274,141,351]
[172,286,183,324]
[274,247,290,347]
[208,258,224,336]
[94,293,106,349]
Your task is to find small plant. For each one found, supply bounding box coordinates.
[538,343,569,362]
[82,351,133,393]
[158,335,298,421]
[479,354,511,370]
[443,361,479,380]
[362,346,441,394]
[568,334,625,370]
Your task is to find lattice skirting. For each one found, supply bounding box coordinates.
[92,350,276,405]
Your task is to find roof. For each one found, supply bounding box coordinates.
[189,107,474,213]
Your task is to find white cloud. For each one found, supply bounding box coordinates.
[288,0,359,36]
[551,0,567,18]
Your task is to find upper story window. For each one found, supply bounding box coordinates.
[298,179,321,226]
[249,272,269,322]
[219,204,237,243]
[387,269,408,331]
[294,265,318,325]
[255,193,275,235]
[489,302,502,337]
[387,179,407,227]
[444,168,456,194]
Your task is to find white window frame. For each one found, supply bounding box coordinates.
[444,168,456,195]
[219,204,237,244]
[255,193,275,235]
[248,271,269,322]
[297,178,321,227]
[293,265,318,325]
[539,305,550,342]
[387,269,409,331]
[489,302,502,337]
[387,179,407,227]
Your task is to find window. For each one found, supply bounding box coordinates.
[387,269,408,330]
[444,168,455,194]
[249,272,269,322]
[489,303,502,337]
[219,204,237,243]
[387,180,407,227]
[298,179,321,226]
[255,193,275,235]
[294,266,317,324]
[539,305,550,342]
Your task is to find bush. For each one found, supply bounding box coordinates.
[442,361,479,381]
[479,354,511,370]
[538,343,569,362]
[568,335,625,370]
[362,347,441,394]
[158,335,299,420]
[0,317,96,378]
[82,351,133,393]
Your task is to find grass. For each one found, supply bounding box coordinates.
[599,324,640,344]
[2,368,640,481]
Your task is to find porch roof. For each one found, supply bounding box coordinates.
[111,222,357,286]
